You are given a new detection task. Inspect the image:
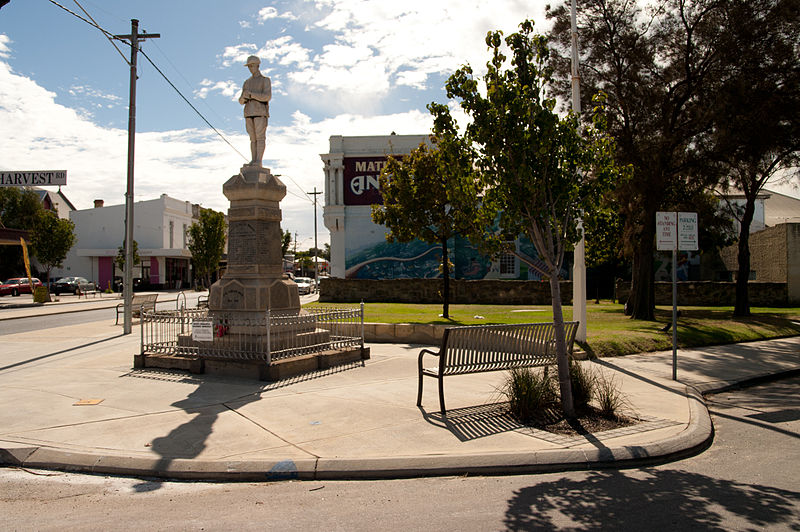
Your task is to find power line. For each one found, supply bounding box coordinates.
[139,48,249,162]
[72,0,129,65]
[46,0,314,203]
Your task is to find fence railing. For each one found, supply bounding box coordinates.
[140,304,364,365]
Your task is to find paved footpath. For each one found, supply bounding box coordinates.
[0,298,798,481]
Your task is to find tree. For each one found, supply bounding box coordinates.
[187,208,226,289]
[281,229,292,257]
[709,0,800,316]
[29,210,76,287]
[0,188,44,279]
[444,21,621,416]
[547,0,727,320]
[115,240,140,278]
[371,103,486,319]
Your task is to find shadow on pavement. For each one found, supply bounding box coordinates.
[0,334,126,372]
[421,402,523,441]
[504,468,800,530]
[131,361,366,492]
[134,379,262,493]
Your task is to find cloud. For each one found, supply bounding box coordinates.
[194,79,240,100]
[214,1,548,116]
[0,34,10,58]
[258,7,298,22]
[0,46,432,246]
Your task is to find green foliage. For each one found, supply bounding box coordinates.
[371,105,487,318]
[281,229,292,256]
[0,188,44,279]
[0,187,42,229]
[502,367,557,423]
[707,0,800,316]
[115,240,140,273]
[447,22,620,268]
[443,19,623,415]
[30,210,76,285]
[33,285,50,303]
[569,358,596,410]
[546,1,743,320]
[188,208,226,289]
[595,371,629,420]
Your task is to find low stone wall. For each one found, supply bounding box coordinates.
[615,280,789,306]
[319,278,573,305]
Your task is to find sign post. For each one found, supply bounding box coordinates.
[656,212,698,380]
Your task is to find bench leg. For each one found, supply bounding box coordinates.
[438,377,446,415]
[417,371,424,407]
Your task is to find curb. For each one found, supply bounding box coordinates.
[0,384,714,482]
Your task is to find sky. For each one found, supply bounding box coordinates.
[1,1,797,251]
[0,0,550,250]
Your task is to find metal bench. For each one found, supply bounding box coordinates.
[417,321,579,413]
[115,294,159,324]
[77,283,98,298]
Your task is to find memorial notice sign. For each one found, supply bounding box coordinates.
[0,170,67,187]
[192,319,214,342]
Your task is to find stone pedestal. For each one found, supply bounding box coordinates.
[209,164,300,318]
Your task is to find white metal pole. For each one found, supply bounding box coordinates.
[570,0,587,342]
[672,244,678,380]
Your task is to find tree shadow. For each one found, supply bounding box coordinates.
[504,468,800,530]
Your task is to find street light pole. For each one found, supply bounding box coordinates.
[115,19,159,334]
[570,0,588,343]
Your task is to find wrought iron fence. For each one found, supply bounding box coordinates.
[140,304,364,364]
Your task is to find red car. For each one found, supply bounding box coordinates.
[0,277,42,297]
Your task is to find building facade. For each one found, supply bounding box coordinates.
[321,134,566,281]
[54,194,199,290]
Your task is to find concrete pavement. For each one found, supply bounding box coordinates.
[0,298,798,481]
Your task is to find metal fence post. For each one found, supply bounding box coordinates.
[266,307,272,365]
[360,300,365,349]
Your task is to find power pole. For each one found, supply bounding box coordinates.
[308,187,322,290]
[114,19,159,334]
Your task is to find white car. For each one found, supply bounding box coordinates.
[294,277,314,295]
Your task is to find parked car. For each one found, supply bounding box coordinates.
[113,276,143,292]
[294,276,314,295]
[0,277,42,297]
[52,276,95,295]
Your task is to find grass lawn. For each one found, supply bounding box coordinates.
[305,300,800,357]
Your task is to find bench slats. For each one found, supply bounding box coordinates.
[417,321,579,413]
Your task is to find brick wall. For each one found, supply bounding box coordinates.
[615,280,789,306]
[319,278,573,305]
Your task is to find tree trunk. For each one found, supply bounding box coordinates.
[734,198,755,317]
[548,272,575,418]
[628,220,656,321]
[441,237,450,319]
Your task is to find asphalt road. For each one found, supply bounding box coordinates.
[1,376,797,531]
[0,293,204,335]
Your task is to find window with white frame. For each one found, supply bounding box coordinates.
[499,244,517,277]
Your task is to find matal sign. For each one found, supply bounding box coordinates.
[192,319,214,342]
[0,170,67,187]
[657,211,698,251]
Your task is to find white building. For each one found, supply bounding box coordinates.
[321,134,429,279]
[55,194,199,290]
